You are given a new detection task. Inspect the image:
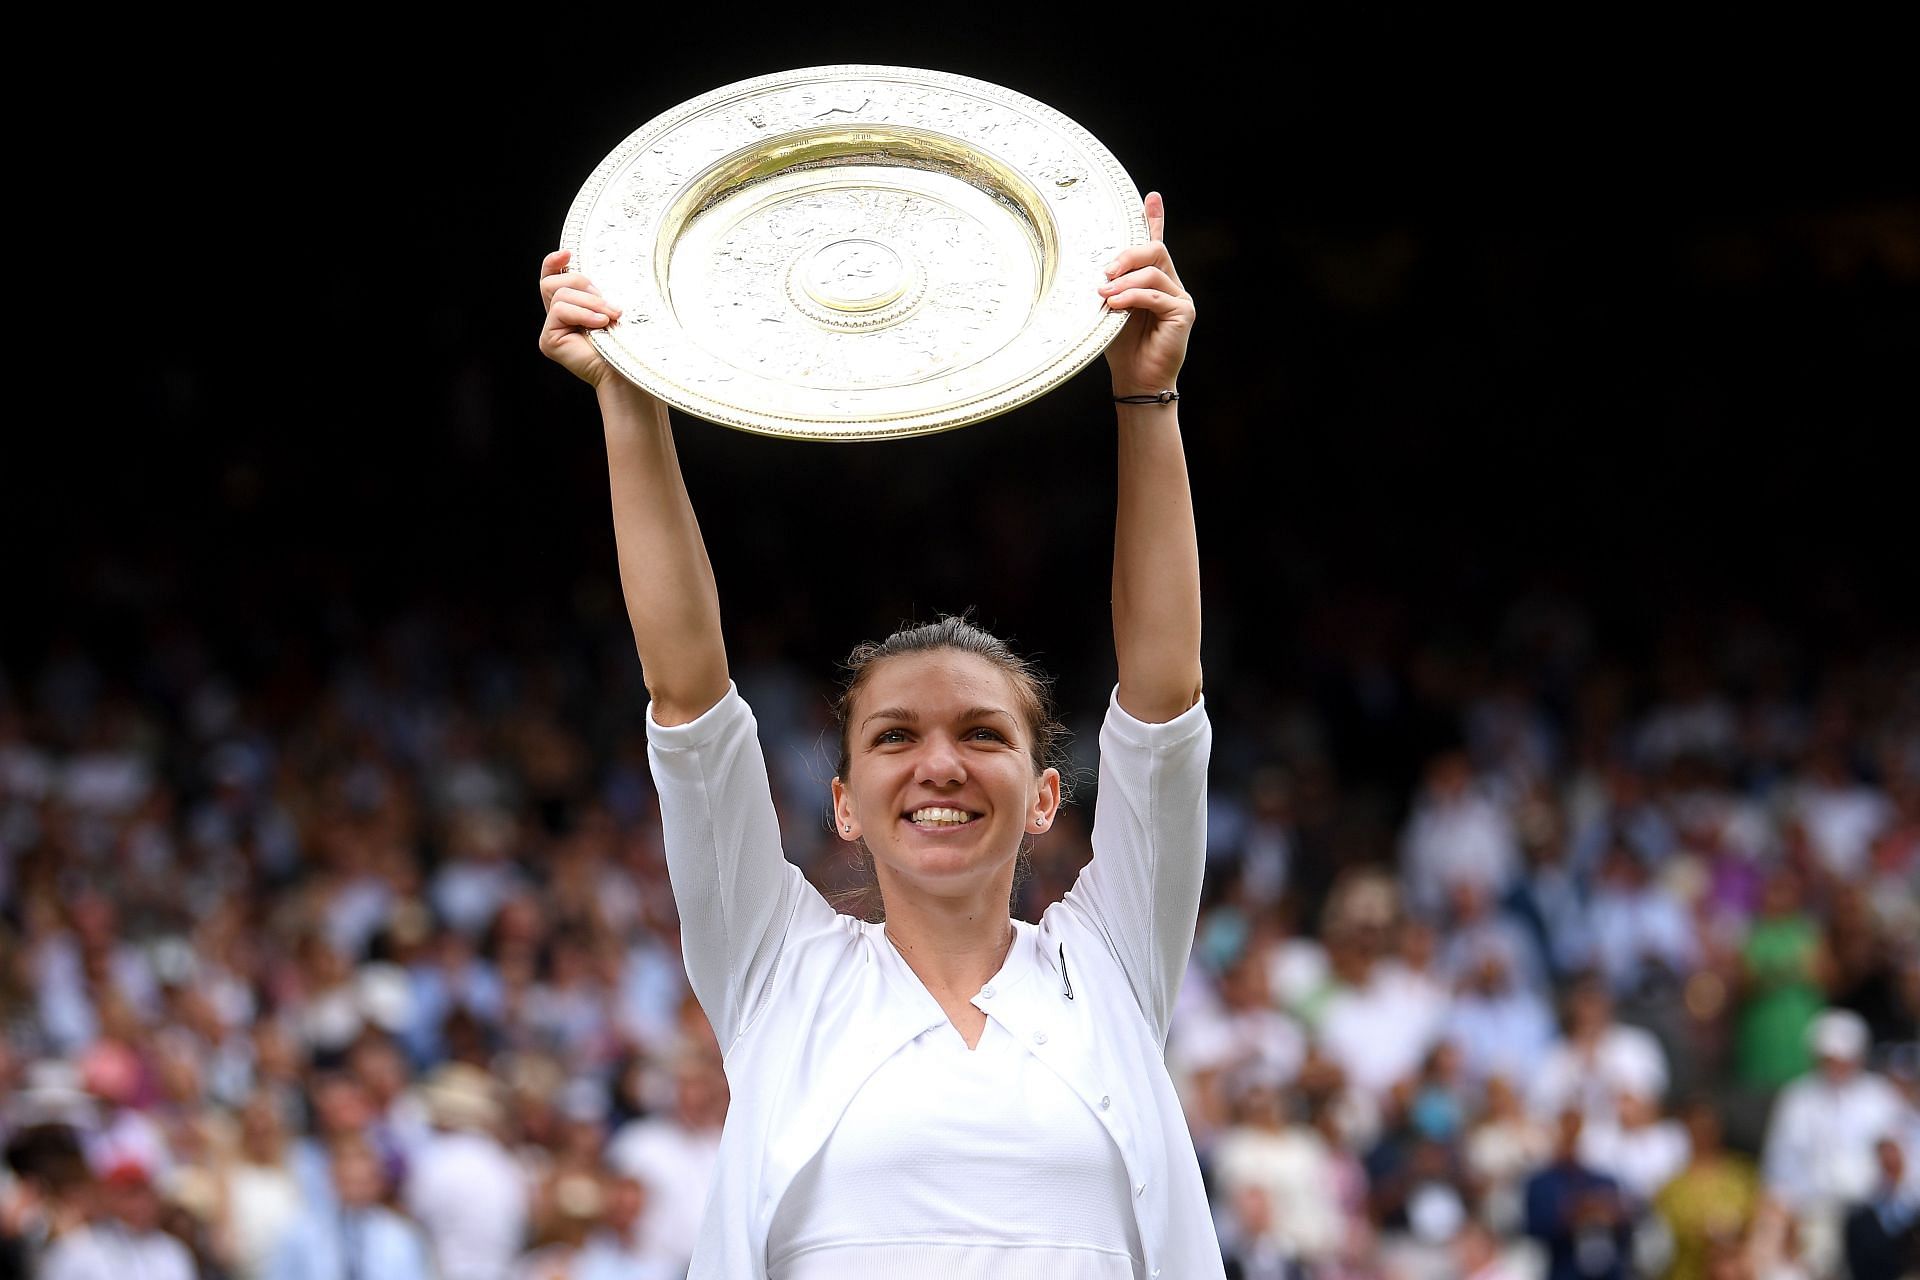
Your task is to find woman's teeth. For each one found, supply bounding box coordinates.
[910,807,975,826]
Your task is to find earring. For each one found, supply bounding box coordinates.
[841,823,850,833]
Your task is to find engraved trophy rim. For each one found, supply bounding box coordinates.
[560,64,1147,442]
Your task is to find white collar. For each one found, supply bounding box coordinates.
[866,918,1044,1008]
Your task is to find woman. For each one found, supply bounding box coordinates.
[538,191,1214,1279]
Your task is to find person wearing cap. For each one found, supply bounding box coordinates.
[1760,1007,1907,1275]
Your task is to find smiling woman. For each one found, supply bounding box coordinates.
[825,617,1070,920]
[538,190,1219,1279]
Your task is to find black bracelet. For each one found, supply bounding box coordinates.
[1113,390,1180,405]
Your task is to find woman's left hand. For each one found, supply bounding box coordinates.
[1100,191,1196,399]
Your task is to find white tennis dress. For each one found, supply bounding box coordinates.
[767,924,1143,1279]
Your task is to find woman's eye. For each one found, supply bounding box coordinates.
[874,728,908,745]
[968,727,1006,742]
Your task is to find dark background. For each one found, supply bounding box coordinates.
[9,17,1915,807]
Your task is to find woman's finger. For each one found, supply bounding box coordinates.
[551,286,620,318]
[1145,191,1166,243]
[1099,266,1178,298]
[548,300,615,330]
[1104,242,1169,276]
[540,250,573,301]
[1104,287,1192,320]
[540,272,600,310]
[1104,241,1183,294]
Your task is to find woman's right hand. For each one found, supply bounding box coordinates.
[538,249,624,388]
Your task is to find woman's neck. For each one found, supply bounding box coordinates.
[880,894,1017,1001]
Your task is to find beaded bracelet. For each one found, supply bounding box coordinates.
[1112,390,1180,405]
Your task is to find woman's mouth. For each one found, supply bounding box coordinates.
[907,806,980,828]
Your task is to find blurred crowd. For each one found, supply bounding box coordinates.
[2,602,1917,1280]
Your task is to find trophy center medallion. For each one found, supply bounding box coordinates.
[799,238,909,312]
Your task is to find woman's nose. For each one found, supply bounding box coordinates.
[915,735,967,785]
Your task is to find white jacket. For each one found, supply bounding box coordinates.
[646,682,1224,1280]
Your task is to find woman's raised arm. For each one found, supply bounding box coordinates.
[538,250,730,725]
[1100,192,1202,723]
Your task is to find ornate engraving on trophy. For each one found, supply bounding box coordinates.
[561,66,1145,439]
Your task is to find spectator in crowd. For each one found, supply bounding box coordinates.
[1466,1074,1553,1238]
[1651,1099,1759,1280]
[574,1173,679,1280]
[265,1134,431,1280]
[1452,1217,1529,1280]
[1172,949,1308,1144]
[1,1120,92,1280]
[345,1031,430,1165]
[513,1170,602,1280]
[1439,881,1547,998]
[1444,947,1556,1088]
[1217,1184,1302,1280]
[213,1091,303,1280]
[38,1162,195,1280]
[1586,844,1699,999]
[1523,1109,1632,1280]
[1734,866,1831,1092]
[1578,1083,1688,1209]
[1794,749,1893,884]
[403,1063,529,1280]
[1317,898,1449,1102]
[1529,974,1669,1134]
[605,1044,726,1272]
[1210,1079,1342,1268]
[1843,1136,1919,1280]
[289,1071,375,1212]
[1400,751,1520,921]
[1502,788,1595,982]
[1826,885,1916,1049]
[1744,1198,1815,1280]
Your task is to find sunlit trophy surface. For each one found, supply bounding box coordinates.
[561,65,1147,441]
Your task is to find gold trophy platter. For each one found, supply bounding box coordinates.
[560,65,1146,441]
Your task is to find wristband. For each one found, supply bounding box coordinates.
[1113,390,1180,405]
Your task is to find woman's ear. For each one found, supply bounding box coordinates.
[1027,767,1063,835]
[831,776,860,841]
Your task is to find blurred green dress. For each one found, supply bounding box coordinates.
[1735,914,1823,1089]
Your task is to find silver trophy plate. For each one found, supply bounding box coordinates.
[560,65,1146,440]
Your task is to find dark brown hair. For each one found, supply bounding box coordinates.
[832,615,1069,788]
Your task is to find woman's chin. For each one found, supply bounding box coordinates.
[874,835,1017,894]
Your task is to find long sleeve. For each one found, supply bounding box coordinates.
[1060,686,1211,1044]
[646,682,831,1047]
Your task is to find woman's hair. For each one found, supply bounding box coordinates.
[830,615,1073,921]
[831,614,1069,786]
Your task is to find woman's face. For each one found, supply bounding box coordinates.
[832,649,1060,904]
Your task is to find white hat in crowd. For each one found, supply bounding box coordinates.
[420,1063,505,1132]
[1808,1008,1870,1063]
